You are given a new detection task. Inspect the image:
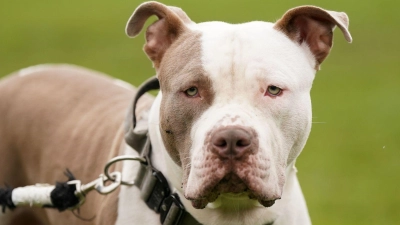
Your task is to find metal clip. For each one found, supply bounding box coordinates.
[95,172,122,194]
[77,172,122,195]
[66,155,146,210]
[68,172,122,209]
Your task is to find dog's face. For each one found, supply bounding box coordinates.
[156,22,317,209]
[127,2,351,209]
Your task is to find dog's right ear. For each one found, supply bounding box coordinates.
[274,6,352,70]
[126,1,193,69]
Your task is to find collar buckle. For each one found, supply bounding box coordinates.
[160,193,185,225]
[134,162,193,225]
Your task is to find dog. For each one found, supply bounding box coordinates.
[0,1,352,225]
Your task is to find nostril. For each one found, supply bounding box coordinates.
[236,138,251,147]
[214,138,227,148]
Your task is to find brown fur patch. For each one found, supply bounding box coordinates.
[157,31,214,174]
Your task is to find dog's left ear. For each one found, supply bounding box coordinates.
[274,6,352,70]
[125,1,194,69]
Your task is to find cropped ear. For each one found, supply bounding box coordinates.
[126,1,194,69]
[274,6,352,70]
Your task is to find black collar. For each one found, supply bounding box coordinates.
[132,137,202,225]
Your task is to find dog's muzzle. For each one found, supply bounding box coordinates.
[185,125,280,209]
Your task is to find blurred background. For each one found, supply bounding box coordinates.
[0,0,398,224]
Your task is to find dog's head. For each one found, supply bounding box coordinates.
[126,1,351,209]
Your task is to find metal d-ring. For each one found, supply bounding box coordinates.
[104,155,147,186]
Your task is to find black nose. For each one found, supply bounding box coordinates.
[211,127,253,159]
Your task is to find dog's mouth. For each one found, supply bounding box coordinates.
[186,173,278,209]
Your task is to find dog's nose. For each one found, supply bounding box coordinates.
[211,127,253,159]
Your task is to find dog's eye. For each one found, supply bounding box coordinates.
[185,87,198,97]
[266,85,282,96]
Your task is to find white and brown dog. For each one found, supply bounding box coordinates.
[0,1,351,225]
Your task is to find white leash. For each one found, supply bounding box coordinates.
[12,184,54,207]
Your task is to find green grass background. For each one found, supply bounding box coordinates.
[0,0,399,224]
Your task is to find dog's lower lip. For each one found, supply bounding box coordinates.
[222,192,249,200]
[223,193,278,207]
[202,193,277,209]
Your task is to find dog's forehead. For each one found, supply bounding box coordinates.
[197,21,313,77]
[193,21,315,99]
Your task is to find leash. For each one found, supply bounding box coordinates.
[0,76,202,225]
[0,156,144,212]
